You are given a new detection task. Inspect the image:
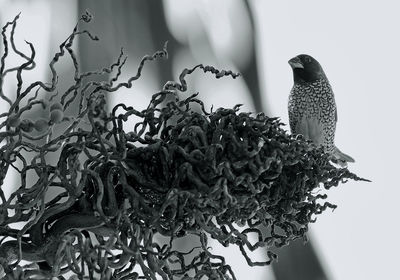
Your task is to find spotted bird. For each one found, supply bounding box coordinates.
[288,54,354,166]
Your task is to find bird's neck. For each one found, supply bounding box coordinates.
[293,76,329,86]
[292,69,328,84]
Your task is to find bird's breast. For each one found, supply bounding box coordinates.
[289,79,336,121]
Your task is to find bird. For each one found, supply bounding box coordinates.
[288,54,354,166]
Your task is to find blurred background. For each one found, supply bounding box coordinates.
[0,0,397,279]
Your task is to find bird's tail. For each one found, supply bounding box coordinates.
[332,146,355,166]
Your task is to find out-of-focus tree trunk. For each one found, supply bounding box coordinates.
[78,0,156,78]
[272,238,329,280]
[242,0,264,113]
[147,0,183,85]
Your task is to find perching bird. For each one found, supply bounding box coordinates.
[288,54,354,166]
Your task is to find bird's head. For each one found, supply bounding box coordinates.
[288,54,327,84]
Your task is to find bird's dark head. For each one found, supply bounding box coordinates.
[288,54,327,84]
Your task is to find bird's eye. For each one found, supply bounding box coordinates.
[305,57,311,63]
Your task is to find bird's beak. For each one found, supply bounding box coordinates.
[288,57,304,69]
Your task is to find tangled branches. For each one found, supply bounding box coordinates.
[0,12,368,280]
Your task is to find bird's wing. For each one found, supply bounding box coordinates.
[335,105,338,122]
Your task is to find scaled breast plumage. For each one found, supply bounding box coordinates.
[288,78,337,153]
